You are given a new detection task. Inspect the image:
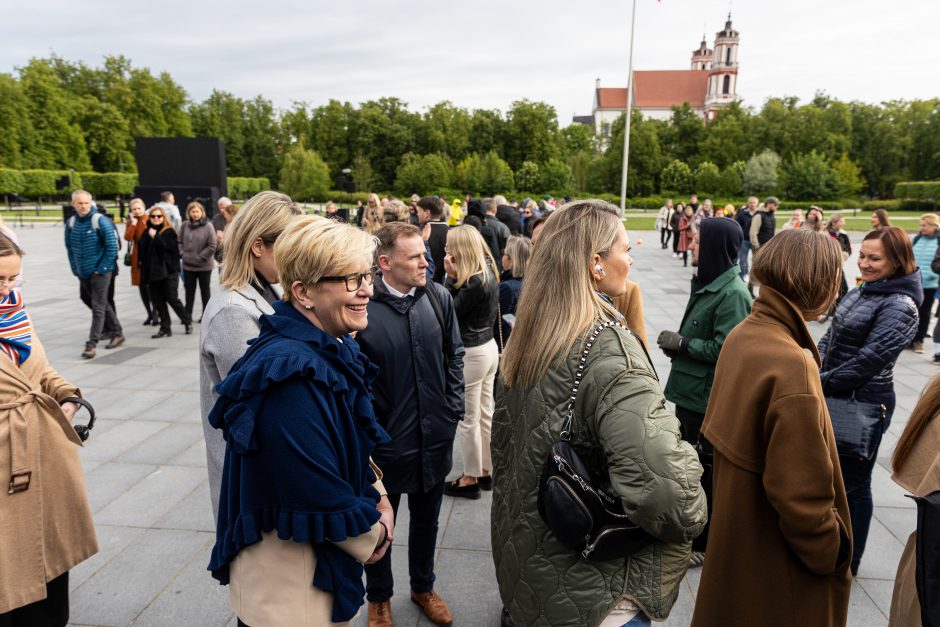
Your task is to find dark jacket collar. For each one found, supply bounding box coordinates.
[862,269,924,305]
[371,275,426,314]
[749,285,820,366]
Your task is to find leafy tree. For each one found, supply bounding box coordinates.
[698,102,751,168]
[394,153,453,195]
[742,150,781,196]
[18,59,90,170]
[559,124,596,157]
[831,153,866,198]
[660,159,693,194]
[603,111,661,196]
[468,109,505,156]
[350,98,420,188]
[242,96,282,181]
[279,142,330,200]
[515,161,541,191]
[350,152,377,193]
[782,151,840,200]
[0,74,36,169]
[661,104,705,164]
[569,151,593,193]
[456,152,514,195]
[76,97,134,172]
[539,158,574,192]
[310,100,355,177]
[717,162,744,196]
[190,90,248,174]
[420,101,472,161]
[694,161,721,195]
[504,100,560,171]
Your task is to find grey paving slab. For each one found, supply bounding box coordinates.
[1,226,925,626]
[69,529,213,627]
[95,465,206,527]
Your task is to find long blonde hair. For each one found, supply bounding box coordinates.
[219,191,303,290]
[446,225,499,289]
[363,193,384,234]
[501,200,623,387]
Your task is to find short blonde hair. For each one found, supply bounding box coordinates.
[446,225,499,289]
[275,216,377,303]
[129,197,146,211]
[219,191,304,290]
[383,199,410,222]
[921,213,940,231]
[751,229,843,317]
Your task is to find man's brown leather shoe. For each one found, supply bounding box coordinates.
[410,590,453,626]
[368,600,394,627]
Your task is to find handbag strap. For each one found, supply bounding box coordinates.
[560,320,623,441]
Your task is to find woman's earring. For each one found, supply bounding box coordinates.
[304,305,312,311]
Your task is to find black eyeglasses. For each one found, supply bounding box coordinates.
[319,266,378,292]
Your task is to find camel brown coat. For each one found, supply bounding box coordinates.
[691,286,852,627]
[0,333,98,613]
[889,411,940,626]
[124,218,148,286]
[613,279,648,349]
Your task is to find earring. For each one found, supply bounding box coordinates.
[304,305,312,311]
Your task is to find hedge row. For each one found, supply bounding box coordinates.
[895,181,940,201]
[227,177,271,199]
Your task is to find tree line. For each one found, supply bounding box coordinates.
[1,55,938,200]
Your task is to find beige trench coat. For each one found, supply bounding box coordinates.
[889,412,940,626]
[0,334,98,613]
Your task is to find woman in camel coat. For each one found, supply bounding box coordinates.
[692,230,852,627]
[889,374,940,626]
[123,198,155,325]
[0,235,98,625]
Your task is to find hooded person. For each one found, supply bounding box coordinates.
[658,217,753,555]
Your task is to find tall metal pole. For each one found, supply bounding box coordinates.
[619,0,638,212]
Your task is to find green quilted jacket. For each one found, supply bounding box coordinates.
[491,323,707,626]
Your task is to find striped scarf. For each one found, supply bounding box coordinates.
[0,290,32,366]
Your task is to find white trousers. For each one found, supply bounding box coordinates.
[458,339,499,477]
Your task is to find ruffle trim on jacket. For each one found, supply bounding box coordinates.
[209,497,381,622]
[208,353,389,454]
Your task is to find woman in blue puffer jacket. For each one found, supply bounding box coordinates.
[911,213,940,354]
[817,226,923,576]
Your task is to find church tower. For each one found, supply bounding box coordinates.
[704,14,739,119]
[690,37,713,71]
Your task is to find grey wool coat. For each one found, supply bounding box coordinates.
[199,283,280,521]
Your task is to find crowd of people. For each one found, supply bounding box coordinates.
[1,186,938,627]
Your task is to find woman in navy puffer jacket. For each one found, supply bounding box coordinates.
[817,226,923,576]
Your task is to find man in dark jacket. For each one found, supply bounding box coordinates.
[735,196,759,278]
[416,196,449,284]
[357,222,465,627]
[494,195,523,235]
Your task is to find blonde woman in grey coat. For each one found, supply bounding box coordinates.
[199,191,303,520]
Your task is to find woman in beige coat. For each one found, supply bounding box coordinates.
[890,374,940,626]
[0,235,97,625]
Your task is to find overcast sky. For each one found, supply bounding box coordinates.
[3,0,938,125]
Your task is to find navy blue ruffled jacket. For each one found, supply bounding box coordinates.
[818,270,922,406]
[207,300,390,623]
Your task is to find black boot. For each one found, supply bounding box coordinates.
[152,328,172,339]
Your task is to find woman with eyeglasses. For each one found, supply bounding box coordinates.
[137,206,192,338]
[442,225,500,500]
[208,217,393,626]
[199,191,305,521]
[0,234,99,626]
[123,198,156,325]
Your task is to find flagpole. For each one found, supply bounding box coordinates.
[619,0,638,212]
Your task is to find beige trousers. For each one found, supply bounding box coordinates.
[459,339,500,477]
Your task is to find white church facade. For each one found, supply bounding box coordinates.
[574,15,740,137]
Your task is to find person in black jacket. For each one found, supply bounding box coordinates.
[416,196,449,284]
[818,226,922,576]
[494,196,523,236]
[357,222,465,627]
[443,225,500,500]
[465,200,502,265]
[138,207,192,338]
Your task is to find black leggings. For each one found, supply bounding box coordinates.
[138,284,152,319]
[0,572,69,627]
[149,274,191,332]
[183,269,212,319]
[660,228,671,248]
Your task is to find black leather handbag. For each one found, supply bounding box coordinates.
[911,490,940,627]
[537,320,653,561]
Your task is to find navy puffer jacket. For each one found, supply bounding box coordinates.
[818,270,923,403]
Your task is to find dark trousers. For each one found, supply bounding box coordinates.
[738,241,751,278]
[138,284,153,320]
[149,274,190,332]
[365,481,445,601]
[672,228,680,253]
[79,272,122,345]
[917,287,936,342]
[182,269,212,319]
[0,571,69,627]
[839,403,893,574]
[676,406,712,552]
[660,228,671,249]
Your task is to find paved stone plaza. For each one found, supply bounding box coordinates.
[8,222,927,626]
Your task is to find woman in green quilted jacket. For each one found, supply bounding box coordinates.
[492,199,707,627]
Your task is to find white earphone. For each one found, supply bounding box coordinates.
[594,264,605,276]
